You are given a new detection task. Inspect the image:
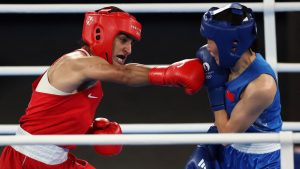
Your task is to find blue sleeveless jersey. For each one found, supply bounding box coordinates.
[225,53,282,133]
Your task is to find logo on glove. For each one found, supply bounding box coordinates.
[86,16,94,26]
[197,158,206,169]
[203,62,213,80]
[203,62,210,72]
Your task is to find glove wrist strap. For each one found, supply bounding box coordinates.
[207,87,225,111]
[149,67,168,85]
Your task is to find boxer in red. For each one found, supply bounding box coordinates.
[0,6,205,169]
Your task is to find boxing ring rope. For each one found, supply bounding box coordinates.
[1,122,300,135]
[0,132,299,146]
[1,62,300,76]
[0,3,300,13]
[1,1,299,169]
[0,132,298,169]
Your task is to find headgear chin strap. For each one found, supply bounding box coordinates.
[200,3,257,68]
[82,6,142,64]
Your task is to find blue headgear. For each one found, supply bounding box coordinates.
[200,3,257,68]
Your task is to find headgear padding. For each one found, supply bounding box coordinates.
[200,3,257,68]
[82,6,142,64]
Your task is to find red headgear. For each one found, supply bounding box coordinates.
[82,6,142,64]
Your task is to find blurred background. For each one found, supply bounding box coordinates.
[0,0,299,168]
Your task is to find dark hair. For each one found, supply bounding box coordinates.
[95,6,125,13]
[212,5,253,26]
[250,37,259,53]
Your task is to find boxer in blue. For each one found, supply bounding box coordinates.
[186,3,282,169]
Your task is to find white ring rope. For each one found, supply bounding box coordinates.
[0,122,299,135]
[0,130,299,169]
[0,66,49,76]
[0,3,299,13]
[0,131,298,169]
[0,132,299,146]
[276,63,300,73]
[1,63,300,76]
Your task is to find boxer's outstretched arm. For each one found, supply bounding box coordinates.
[49,54,204,94]
[84,61,151,86]
[78,56,205,94]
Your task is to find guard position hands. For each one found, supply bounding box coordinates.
[196,45,229,111]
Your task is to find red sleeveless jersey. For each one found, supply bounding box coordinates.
[20,75,103,135]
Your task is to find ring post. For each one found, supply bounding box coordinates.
[280,131,294,169]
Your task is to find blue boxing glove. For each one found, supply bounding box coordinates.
[196,45,229,111]
[206,126,223,160]
[185,126,222,169]
[185,145,219,169]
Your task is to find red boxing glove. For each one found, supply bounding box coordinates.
[92,118,123,156]
[149,58,205,95]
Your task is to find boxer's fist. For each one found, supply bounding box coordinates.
[149,59,205,95]
[196,45,229,111]
[92,118,123,156]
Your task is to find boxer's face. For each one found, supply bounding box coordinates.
[112,33,134,66]
[207,39,220,65]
